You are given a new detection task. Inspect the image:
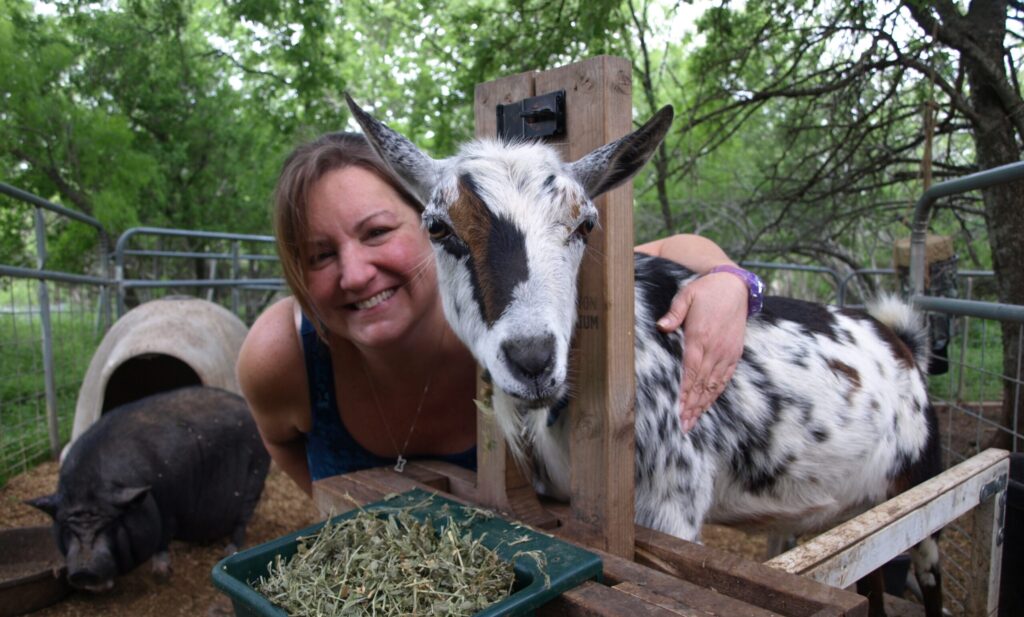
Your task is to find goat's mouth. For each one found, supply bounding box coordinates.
[499,379,564,410]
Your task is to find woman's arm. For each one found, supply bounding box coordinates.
[636,234,750,431]
[237,298,314,495]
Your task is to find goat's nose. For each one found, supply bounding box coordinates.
[502,335,556,381]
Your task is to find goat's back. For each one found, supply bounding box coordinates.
[630,254,934,538]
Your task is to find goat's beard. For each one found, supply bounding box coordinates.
[489,388,572,501]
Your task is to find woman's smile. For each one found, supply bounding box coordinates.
[348,287,397,311]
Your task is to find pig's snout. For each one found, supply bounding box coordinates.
[65,537,117,592]
[67,568,115,592]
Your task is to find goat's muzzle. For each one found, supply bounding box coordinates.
[501,334,560,403]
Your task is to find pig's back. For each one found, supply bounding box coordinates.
[65,386,270,543]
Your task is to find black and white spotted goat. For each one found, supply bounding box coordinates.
[346,96,943,616]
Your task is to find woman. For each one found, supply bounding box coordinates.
[238,132,752,496]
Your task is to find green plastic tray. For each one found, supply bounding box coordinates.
[211,488,602,616]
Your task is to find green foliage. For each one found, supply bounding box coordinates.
[0,0,1001,277]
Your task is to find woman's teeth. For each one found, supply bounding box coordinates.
[354,289,395,310]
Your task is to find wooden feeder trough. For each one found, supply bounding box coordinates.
[0,526,70,617]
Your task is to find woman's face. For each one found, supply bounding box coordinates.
[304,165,437,349]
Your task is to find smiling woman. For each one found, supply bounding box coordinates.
[238,132,479,495]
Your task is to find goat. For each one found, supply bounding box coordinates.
[346,95,943,617]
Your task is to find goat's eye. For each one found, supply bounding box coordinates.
[574,218,595,239]
[426,219,452,241]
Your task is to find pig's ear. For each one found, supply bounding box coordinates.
[112,486,151,508]
[25,494,59,518]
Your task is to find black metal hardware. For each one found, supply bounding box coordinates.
[496,90,566,141]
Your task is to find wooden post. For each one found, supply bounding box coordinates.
[473,56,637,558]
[968,473,1006,617]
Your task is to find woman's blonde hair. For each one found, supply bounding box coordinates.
[273,132,423,329]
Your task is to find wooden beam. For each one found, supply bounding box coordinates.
[534,54,637,559]
[969,473,1004,617]
[766,448,1010,593]
[538,580,692,616]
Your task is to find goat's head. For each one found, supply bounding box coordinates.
[346,95,673,408]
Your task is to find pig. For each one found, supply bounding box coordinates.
[27,386,270,592]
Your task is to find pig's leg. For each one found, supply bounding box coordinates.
[151,550,172,580]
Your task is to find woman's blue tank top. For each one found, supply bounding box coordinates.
[299,315,477,480]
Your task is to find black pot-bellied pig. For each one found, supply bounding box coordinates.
[27,386,270,592]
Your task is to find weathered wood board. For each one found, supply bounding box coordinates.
[766,448,1009,616]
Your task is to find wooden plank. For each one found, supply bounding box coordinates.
[601,554,787,617]
[311,474,388,518]
[612,582,716,617]
[632,529,866,617]
[474,69,535,140]
[404,459,478,500]
[545,501,865,617]
[766,449,1010,589]
[968,481,1004,617]
[534,54,637,559]
[538,580,688,616]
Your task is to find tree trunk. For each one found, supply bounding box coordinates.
[959,0,1024,450]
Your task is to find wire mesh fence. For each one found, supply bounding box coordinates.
[0,183,286,486]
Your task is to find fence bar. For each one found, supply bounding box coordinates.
[231,241,240,315]
[837,268,896,306]
[121,249,278,261]
[0,264,110,286]
[33,209,60,459]
[0,182,104,230]
[120,278,284,288]
[741,260,842,300]
[911,161,1024,295]
[912,294,1024,322]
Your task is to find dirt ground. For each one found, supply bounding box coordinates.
[1,462,320,617]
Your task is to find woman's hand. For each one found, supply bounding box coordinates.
[656,272,748,431]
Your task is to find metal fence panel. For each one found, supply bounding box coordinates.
[0,183,286,485]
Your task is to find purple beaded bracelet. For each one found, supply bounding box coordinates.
[706,265,765,316]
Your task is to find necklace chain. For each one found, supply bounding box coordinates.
[359,328,445,473]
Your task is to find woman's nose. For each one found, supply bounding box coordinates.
[338,245,375,291]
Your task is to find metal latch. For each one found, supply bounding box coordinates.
[496,90,566,141]
[979,473,1007,502]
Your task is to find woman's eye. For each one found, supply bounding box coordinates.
[309,250,335,266]
[427,219,452,241]
[367,226,393,239]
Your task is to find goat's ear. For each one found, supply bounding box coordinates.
[345,93,440,204]
[569,105,674,199]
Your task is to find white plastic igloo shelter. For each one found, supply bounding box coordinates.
[66,296,249,456]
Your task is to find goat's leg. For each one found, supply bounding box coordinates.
[910,534,943,617]
[635,460,714,542]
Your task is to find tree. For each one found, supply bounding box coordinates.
[659,0,1023,448]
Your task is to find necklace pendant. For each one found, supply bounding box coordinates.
[394,455,407,473]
